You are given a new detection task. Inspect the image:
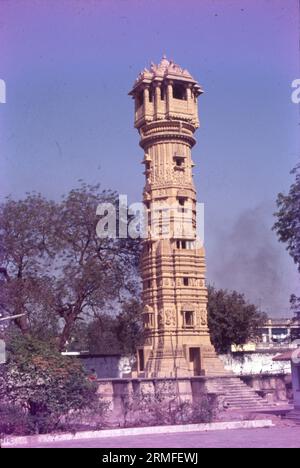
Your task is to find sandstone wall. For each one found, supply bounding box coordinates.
[96,374,292,427]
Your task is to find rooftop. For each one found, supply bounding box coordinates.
[130,55,202,95]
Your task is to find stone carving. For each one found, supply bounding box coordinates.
[165,309,176,327]
[144,336,152,346]
[133,56,195,85]
[200,307,208,326]
[195,309,207,327]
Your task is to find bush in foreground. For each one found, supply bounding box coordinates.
[0,335,106,435]
[122,381,217,428]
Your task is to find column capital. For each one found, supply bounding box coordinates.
[153,81,161,88]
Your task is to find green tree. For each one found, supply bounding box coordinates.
[69,315,123,354]
[0,194,58,336]
[69,299,144,355]
[0,183,141,350]
[207,286,267,354]
[116,299,144,355]
[273,163,300,313]
[0,334,103,434]
[52,183,141,350]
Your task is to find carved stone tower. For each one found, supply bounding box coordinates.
[129,56,225,377]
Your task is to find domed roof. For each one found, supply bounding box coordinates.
[130,55,198,93]
[149,55,194,79]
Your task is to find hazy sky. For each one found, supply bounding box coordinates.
[0,0,299,316]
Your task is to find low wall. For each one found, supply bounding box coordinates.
[97,377,199,427]
[240,373,293,403]
[96,374,292,427]
[79,352,292,379]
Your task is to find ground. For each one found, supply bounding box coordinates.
[5,426,300,448]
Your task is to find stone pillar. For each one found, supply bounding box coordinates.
[268,327,272,343]
[154,82,161,119]
[143,85,150,120]
[192,87,199,126]
[166,80,173,118]
[186,85,192,100]
[286,327,291,343]
[186,84,192,114]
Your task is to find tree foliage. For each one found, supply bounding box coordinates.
[207,286,267,354]
[0,334,101,434]
[0,183,142,350]
[69,299,144,355]
[116,299,144,355]
[273,163,300,272]
[0,194,58,336]
[273,163,300,313]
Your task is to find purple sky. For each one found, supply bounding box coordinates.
[0,0,299,315]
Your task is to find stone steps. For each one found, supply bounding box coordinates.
[225,396,266,402]
[206,376,274,412]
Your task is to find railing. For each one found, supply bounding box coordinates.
[170,99,189,114]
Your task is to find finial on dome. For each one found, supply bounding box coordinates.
[160,54,169,68]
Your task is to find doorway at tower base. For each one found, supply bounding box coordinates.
[136,343,230,378]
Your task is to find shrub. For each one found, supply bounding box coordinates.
[0,404,29,436]
[0,335,105,435]
[122,382,216,428]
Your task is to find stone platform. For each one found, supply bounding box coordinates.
[97,375,283,427]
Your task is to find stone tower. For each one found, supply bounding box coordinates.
[129,56,225,378]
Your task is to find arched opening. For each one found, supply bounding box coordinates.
[136,91,143,108]
[173,83,186,100]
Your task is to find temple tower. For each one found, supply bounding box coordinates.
[129,56,225,377]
